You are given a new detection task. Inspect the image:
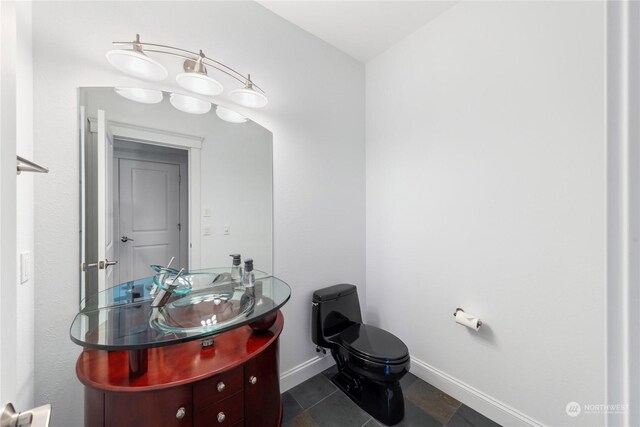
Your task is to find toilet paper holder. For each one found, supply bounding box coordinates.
[453,308,482,327]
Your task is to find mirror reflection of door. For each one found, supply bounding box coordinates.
[82,109,116,301]
[82,110,189,303]
[113,142,188,284]
[100,111,116,292]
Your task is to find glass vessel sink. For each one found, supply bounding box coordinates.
[70,268,290,351]
[150,284,255,333]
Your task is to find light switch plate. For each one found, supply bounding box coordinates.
[203,225,212,236]
[20,251,30,283]
[203,207,211,217]
[224,225,230,235]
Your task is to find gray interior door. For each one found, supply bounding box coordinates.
[117,158,181,282]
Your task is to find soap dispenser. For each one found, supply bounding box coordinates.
[243,259,255,288]
[230,254,242,281]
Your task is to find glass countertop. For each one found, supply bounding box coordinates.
[70,271,290,351]
[79,268,271,311]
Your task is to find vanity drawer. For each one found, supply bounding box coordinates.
[194,392,244,427]
[194,366,243,407]
[104,385,193,427]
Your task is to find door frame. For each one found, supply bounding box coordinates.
[96,110,115,293]
[606,1,640,426]
[88,119,204,271]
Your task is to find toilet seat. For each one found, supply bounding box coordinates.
[331,323,410,365]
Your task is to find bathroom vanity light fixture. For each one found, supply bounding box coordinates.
[229,76,268,108]
[169,93,212,115]
[176,51,224,96]
[216,106,247,123]
[114,87,163,104]
[106,35,168,82]
[107,34,267,108]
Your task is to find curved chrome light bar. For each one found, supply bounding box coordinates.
[109,34,266,107]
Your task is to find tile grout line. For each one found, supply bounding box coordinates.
[286,391,304,412]
[359,416,373,427]
[442,401,463,425]
[305,388,339,412]
[301,373,340,411]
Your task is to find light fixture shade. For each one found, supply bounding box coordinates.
[176,72,224,96]
[114,87,163,104]
[169,93,212,115]
[106,49,168,82]
[229,86,268,108]
[216,106,247,123]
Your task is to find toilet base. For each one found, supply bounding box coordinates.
[330,369,405,426]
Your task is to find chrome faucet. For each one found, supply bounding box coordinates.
[151,268,184,308]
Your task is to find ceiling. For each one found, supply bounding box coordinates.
[257,1,457,62]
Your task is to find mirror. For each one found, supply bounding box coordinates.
[79,87,272,305]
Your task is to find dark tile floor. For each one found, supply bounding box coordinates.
[281,366,501,427]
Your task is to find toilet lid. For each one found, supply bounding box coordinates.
[335,324,409,364]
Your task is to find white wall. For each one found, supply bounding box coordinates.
[33,2,364,426]
[15,1,35,410]
[0,0,19,408]
[0,0,34,411]
[366,2,605,426]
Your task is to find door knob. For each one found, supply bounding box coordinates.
[98,259,118,269]
[1,402,51,427]
[81,262,98,271]
[121,235,134,243]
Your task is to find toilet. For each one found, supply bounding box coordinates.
[312,284,410,425]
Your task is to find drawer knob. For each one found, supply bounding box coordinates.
[217,381,225,392]
[217,411,226,423]
[249,375,257,385]
[176,407,186,419]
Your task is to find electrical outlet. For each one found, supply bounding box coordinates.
[20,251,30,284]
[203,225,212,236]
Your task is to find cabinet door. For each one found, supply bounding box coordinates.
[244,340,280,427]
[105,385,192,427]
[194,391,244,427]
[85,387,104,427]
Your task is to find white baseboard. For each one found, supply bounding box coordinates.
[409,356,545,427]
[280,354,335,392]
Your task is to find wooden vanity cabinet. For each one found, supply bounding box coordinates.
[244,340,280,427]
[105,385,193,427]
[193,366,244,420]
[77,312,284,427]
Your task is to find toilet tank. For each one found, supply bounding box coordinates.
[312,284,363,349]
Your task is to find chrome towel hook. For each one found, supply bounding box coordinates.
[16,156,49,175]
